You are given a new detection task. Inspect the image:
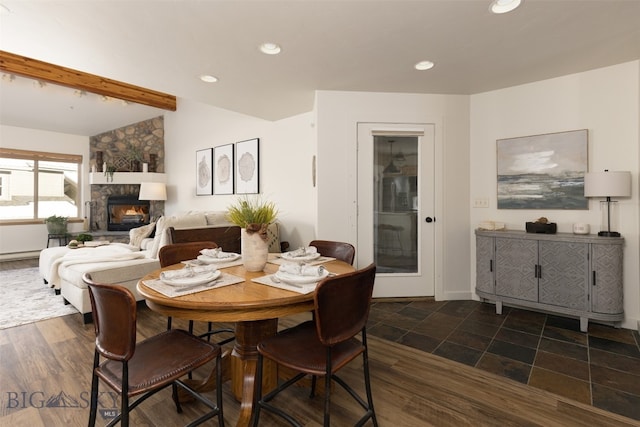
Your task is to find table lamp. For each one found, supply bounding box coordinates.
[584,170,631,237]
[138,182,167,201]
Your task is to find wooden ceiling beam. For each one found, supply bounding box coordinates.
[0,50,176,111]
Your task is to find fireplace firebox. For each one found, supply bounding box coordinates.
[107,195,150,231]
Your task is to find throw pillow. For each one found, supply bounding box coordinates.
[129,222,156,248]
[266,222,281,253]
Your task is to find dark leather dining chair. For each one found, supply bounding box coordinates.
[159,241,234,346]
[251,263,378,427]
[83,273,225,427]
[159,241,219,268]
[309,239,356,265]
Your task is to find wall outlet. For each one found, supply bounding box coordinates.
[473,197,490,208]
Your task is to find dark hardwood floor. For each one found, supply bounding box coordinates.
[1,257,639,426]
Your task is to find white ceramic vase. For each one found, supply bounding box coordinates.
[241,227,269,272]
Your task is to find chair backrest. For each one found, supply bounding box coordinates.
[314,263,376,346]
[159,241,218,267]
[309,240,356,265]
[83,273,137,362]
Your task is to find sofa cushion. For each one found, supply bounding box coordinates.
[205,211,234,226]
[129,221,156,248]
[148,213,208,258]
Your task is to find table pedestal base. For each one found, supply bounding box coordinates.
[230,319,278,426]
[178,319,279,427]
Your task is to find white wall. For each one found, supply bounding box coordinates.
[470,60,640,330]
[315,91,471,300]
[0,125,89,256]
[163,98,317,249]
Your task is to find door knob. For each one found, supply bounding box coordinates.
[425,217,434,223]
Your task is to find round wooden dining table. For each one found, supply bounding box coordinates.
[137,257,354,427]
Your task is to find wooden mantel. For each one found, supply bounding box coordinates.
[0,50,176,111]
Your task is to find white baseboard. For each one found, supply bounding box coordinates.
[0,251,40,261]
[440,290,473,301]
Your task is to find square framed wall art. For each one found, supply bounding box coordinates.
[497,129,588,209]
[213,143,234,195]
[196,148,213,196]
[235,138,259,194]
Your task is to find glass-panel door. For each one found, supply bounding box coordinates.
[357,123,435,298]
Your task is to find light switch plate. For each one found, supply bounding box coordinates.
[473,197,490,208]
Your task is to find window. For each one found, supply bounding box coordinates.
[0,148,82,221]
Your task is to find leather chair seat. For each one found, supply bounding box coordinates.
[258,320,364,376]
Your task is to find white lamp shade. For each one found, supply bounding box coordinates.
[139,182,167,201]
[584,171,631,198]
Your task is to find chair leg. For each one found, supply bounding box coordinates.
[323,349,332,427]
[88,352,100,427]
[309,375,317,398]
[250,353,264,427]
[187,320,195,380]
[171,383,183,413]
[216,353,225,427]
[121,363,129,427]
[362,334,378,427]
[167,316,172,330]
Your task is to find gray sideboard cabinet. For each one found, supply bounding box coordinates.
[475,230,624,332]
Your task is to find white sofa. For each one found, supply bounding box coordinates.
[40,211,284,323]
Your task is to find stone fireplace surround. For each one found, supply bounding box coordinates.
[89,116,165,232]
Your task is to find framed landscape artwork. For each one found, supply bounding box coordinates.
[497,129,588,209]
[235,138,259,194]
[196,148,213,196]
[213,144,234,195]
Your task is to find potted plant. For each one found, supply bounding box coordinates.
[125,141,144,172]
[104,164,116,182]
[226,196,278,271]
[45,215,68,235]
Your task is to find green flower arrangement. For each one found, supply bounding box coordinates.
[226,196,278,229]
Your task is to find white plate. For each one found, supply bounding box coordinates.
[161,270,220,287]
[197,253,241,263]
[275,269,329,285]
[280,252,321,262]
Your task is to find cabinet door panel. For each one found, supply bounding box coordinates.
[539,241,588,310]
[476,235,494,293]
[591,244,624,314]
[495,238,537,301]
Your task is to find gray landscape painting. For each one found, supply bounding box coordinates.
[497,130,588,210]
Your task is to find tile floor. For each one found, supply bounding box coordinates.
[367,299,640,421]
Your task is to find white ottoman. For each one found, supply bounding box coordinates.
[59,256,160,324]
[39,246,72,290]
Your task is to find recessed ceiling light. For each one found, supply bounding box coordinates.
[200,75,218,83]
[259,42,282,55]
[490,0,522,14]
[415,60,435,71]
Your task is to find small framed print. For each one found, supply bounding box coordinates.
[196,148,213,196]
[213,144,234,195]
[235,138,259,194]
